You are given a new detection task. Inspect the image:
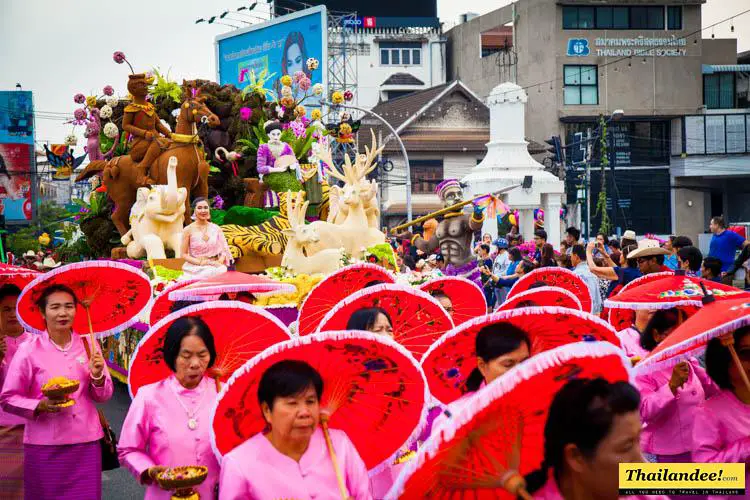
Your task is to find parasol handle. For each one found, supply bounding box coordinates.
[83,304,99,354]
[320,418,349,500]
[503,472,533,500]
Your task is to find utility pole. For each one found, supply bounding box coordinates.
[585,128,592,242]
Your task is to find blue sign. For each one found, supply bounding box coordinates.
[566,39,590,57]
[216,6,327,93]
[0,91,34,145]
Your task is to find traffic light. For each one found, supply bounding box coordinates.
[545,136,563,165]
[566,132,586,165]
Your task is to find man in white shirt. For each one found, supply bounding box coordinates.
[570,244,602,314]
[492,238,511,305]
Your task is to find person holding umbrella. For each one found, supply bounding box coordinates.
[0,284,113,499]
[218,360,372,499]
[634,308,719,465]
[693,327,750,497]
[118,316,221,499]
[346,307,394,337]
[0,284,30,497]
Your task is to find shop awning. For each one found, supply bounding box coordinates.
[702,64,750,74]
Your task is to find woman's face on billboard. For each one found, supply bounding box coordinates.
[286,43,303,74]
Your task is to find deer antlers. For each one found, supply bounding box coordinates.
[326,129,384,185]
[287,191,308,229]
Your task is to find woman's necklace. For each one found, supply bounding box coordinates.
[196,223,210,243]
[169,378,207,431]
[50,334,73,352]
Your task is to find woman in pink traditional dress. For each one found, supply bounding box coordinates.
[693,326,750,500]
[526,378,668,500]
[616,309,654,362]
[119,316,221,499]
[0,284,112,500]
[0,284,30,497]
[219,360,372,500]
[634,308,719,465]
[181,197,233,280]
[373,322,531,498]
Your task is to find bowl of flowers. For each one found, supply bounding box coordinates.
[156,466,208,497]
[41,377,79,407]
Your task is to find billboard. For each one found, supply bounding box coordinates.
[216,6,327,95]
[0,91,35,223]
[274,0,437,19]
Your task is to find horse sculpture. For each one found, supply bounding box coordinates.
[76,93,219,236]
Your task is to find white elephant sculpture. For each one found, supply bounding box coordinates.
[121,156,188,260]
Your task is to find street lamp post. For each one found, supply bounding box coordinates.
[320,100,413,227]
[584,109,624,241]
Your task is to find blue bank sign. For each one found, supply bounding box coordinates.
[567,39,590,57]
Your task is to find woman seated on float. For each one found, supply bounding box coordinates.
[218,360,371,499]
[181,197,233,280]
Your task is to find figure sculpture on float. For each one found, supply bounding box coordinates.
[256,121,302,207]
[121,73,172,186]
[121,156,187,260]
[400,179,485,283]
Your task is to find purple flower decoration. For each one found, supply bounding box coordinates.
[73,93,86,104]
[299,77,311,91]
[212,195,225,210]
[239,68,249,83]
[103,85,114,96]
[113,51,126,64]
[290,119,306,139]
[239,107,253,121]
[293,71,306,83]
[73,108,87,121]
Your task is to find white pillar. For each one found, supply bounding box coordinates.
[520,208,535,243]
[482,214,499,240]
[545,194,562,250]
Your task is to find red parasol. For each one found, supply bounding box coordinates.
[420,307,621,406]
[210,330,429,474]
[637,295,750,372]
[496,286,581,312]
[389,342,632,499]
[0,263,39,290]
[16,262,152,345]
[605,272,673,330]
[129,302,291,398]
[148,278,200,325]
[168,271,295,302]
[315,283,454,358]
[508,267,593,313]
[418,276,487,325]
[604,271,748,311]
[297,263,396,337]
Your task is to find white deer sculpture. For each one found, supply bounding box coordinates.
[281,191,345,275]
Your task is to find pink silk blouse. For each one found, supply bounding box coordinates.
[616,327,649,360]
[533,474,669,499]
[0,331,113,445]
[219,427,372,500]
[635,358,719,456]
[693,389,750,500]
[118,375,220,499]
[0,331,31,426]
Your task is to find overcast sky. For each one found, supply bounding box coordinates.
[1,0,747,153]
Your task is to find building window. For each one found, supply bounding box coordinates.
[562,6,677,30]
[667,6,682,30]
[410,160,444,194]
[385,90,414,101]
[704,73,736,109]
[379,42,422,66]
[563,65,598,105]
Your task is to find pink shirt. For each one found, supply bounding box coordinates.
[635,358,719,455]
[0,331,31,426]
[219,427,372,500]
[693,390,750,500]
[533,474,669,500]
[616,327,649,360]
[0,332,113,445]
[118,376,220,500]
